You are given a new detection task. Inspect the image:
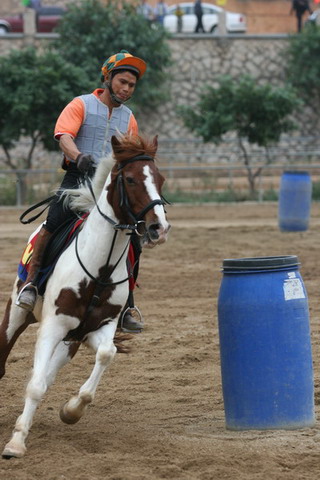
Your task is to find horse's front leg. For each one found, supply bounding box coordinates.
[0,279,37,379]
[45,340,80,388]
[2,318,72,459]
[60,320,118,425]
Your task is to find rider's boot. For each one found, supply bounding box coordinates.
[119,297,144,334]
[119,239,143,333]
[15,226,52,312]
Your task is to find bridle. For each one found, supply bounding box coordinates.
[74,153,168,311]
[116,154,167,233]
[84,154,167,237]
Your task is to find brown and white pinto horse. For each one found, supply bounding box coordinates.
[0,134,170,459]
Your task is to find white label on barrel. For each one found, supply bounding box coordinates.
[284,278,305,300]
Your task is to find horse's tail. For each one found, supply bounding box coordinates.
[114,332,134,354]
[62,154,115,212]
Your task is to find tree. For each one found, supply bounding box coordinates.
[285,24,320,110]
[0,47,92,202]
[179,76,301,196]
[52,0,171,112]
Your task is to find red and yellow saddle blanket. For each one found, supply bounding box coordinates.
[18,224,44,283]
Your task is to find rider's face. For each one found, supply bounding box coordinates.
[111,71,137,102]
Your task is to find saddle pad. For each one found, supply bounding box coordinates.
[17,214,137,294]
[17,216,86,286]
[18,224,43,283]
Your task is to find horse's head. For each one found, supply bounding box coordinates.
[107,134,170,247]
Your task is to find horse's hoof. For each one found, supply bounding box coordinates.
[59,403,80,425]
[2,443,26,459]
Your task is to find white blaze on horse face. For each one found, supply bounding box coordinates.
[143,165,170,242]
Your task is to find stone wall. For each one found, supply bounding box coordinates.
[0,33,318,157]
[139,34,293,138]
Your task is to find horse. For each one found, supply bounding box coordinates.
[0,134,170,459]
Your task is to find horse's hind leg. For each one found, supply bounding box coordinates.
[60,321,117,425]
[0,283,36,379]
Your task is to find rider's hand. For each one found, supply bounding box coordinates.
[76,153,95,175]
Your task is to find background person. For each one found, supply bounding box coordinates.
[194,0,205,33]
[291,0,313,32]
[154,0,168,25]
[22,0,41,9]
[175,4,184,33]
[137,0,154,23]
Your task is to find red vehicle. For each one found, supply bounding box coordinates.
[0,7,65,34]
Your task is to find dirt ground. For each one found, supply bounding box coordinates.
[1,203,320,480]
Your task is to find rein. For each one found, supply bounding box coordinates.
[19,195,56,224]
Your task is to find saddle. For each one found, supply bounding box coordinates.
[18,215,87,296]
[18,213,139,298]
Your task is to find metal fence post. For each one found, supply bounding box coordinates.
[16,172,22,207]
[258,171,263,203]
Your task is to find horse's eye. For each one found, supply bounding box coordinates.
[126,176,135,185]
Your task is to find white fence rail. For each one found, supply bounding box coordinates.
[1,136,320,206]
[2,164,320,206]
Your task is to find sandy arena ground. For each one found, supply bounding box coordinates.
[1,203,320,479]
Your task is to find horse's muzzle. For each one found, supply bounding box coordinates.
[143,222,171,248]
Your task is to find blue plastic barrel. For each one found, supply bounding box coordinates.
[278,171,312,231]
[217,256,315,430]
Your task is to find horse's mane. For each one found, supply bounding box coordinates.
[62,134,157,213]
[112,133,158,163]
[62,153,115,212]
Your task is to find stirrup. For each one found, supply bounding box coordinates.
[120,306,144,334]
[15,283,38,312]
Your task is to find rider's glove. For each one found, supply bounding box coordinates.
[76,153,95,175]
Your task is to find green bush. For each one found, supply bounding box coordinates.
[53,0,171,112]
[312,181,320,200]
[178,75,301,196]
[0,48,92,158]
[0,177,16,205]
[285,25,320,108]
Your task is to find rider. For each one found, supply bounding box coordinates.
[15,49,147,333]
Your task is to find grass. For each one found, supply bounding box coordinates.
[163,186,279,203]
[2,180,320,206]
[164,181,320,203]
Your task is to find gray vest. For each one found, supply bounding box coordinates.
[74,93,132,164]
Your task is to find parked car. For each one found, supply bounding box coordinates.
[0,6,65,34]
[163,2,246,34]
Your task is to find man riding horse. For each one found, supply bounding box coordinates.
[15,49,147,333]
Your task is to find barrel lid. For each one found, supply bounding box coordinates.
[283,170,310,176]
[222,255,299,271]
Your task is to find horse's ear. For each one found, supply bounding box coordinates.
[152,135,158,151]
[111,136,121,151]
